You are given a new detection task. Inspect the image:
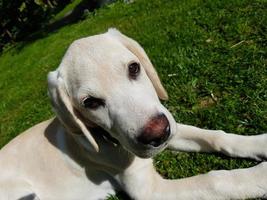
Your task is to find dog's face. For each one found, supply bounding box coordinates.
[48,29,176,158]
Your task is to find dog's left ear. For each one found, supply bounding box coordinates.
[108,28,168,100]
[47,70,99,152]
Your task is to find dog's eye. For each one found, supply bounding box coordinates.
[128,62,140,79]
[83,97,105,109]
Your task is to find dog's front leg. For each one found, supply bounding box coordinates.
[116,158,267,199]
[168,123,267,160]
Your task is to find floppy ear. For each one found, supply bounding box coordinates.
[108,28,168,100]
[47,70,99,152]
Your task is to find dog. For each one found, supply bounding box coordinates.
[0,28,267,200]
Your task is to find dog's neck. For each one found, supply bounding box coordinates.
[61,123,135,172]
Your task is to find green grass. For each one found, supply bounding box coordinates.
[0,0,266,199]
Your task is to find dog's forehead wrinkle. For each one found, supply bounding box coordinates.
[78,84,108,100]
[60,36,139,95]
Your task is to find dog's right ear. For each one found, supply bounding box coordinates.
[47,70,99,152]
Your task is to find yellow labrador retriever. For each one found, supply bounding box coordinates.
[0,28,267,200]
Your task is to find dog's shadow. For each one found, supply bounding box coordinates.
[44,118,132,200]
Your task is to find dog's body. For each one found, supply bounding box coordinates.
[0,29,267,200]
[0,118,120,199]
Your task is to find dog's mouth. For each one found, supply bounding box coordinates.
[130,141,169,158]
[88,124,169,158]
[90,126,120,145]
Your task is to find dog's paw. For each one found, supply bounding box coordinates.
[253,133,267,161]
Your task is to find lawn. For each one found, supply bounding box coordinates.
[0,0,266,199]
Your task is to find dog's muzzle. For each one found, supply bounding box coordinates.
[137,113,170,147]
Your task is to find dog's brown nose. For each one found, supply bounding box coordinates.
[137,114,170,147]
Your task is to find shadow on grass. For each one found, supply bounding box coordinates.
[7,0,114,54]
[46,0,113,32]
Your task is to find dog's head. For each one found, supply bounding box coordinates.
[48,29,176,158]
